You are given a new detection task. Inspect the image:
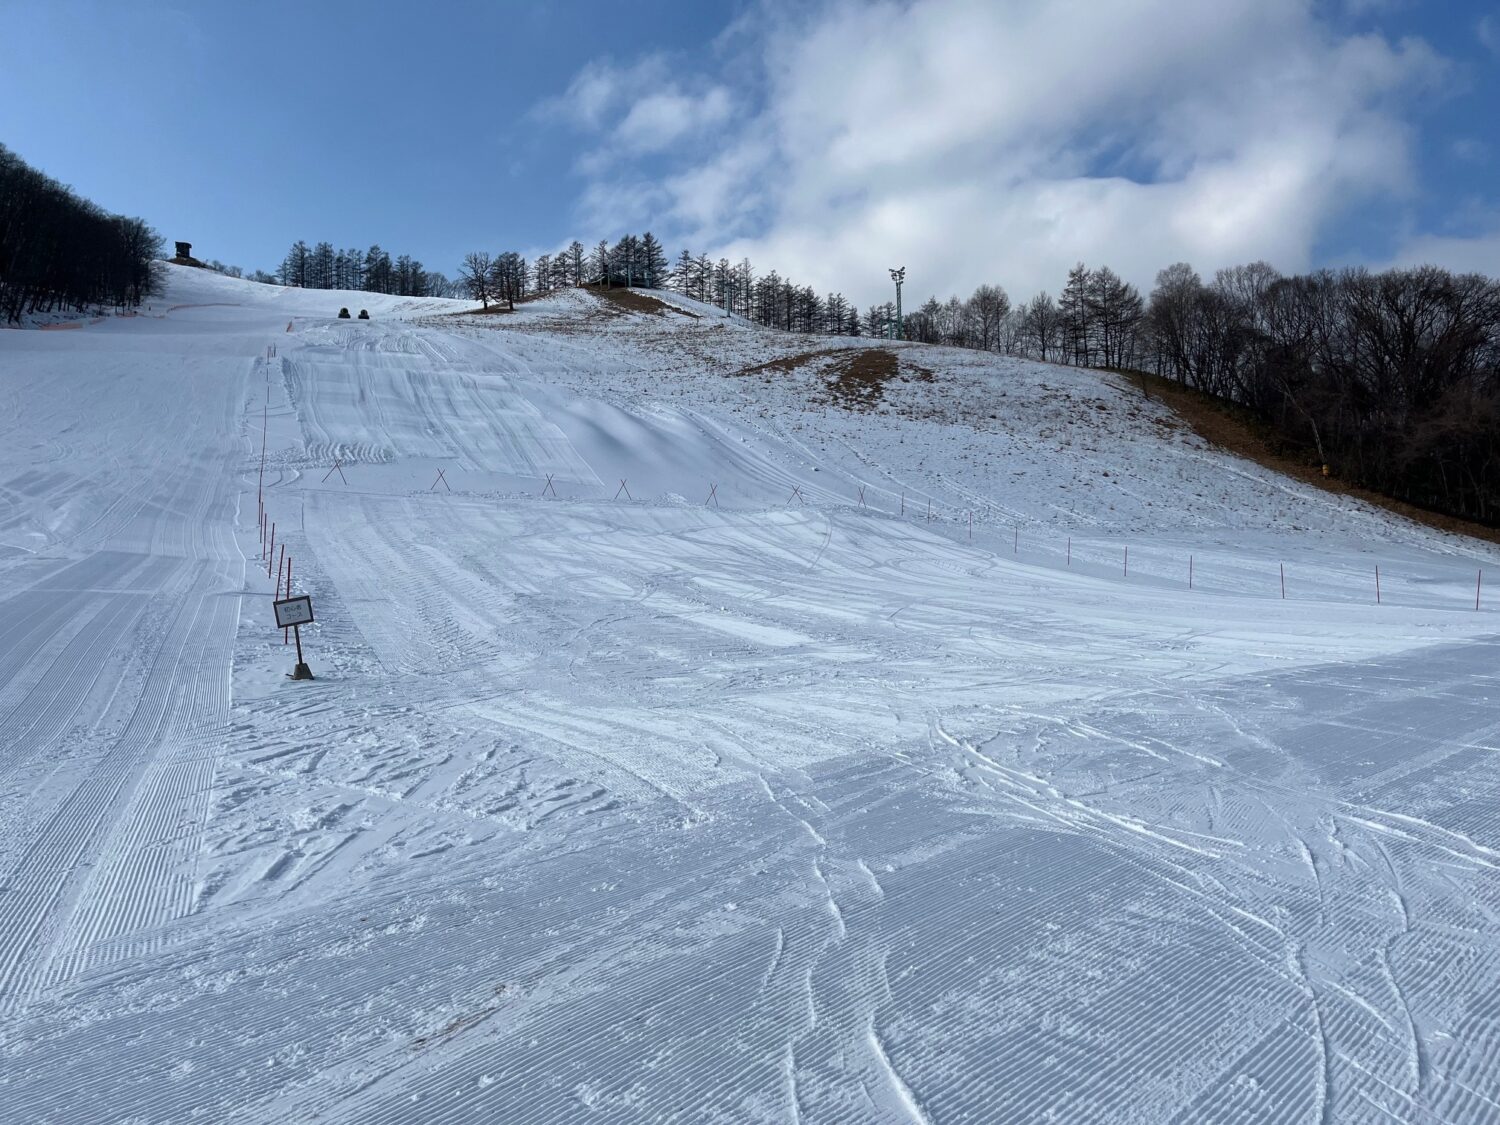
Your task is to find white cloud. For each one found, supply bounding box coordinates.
[1389,226,1500,274]
[616,87,733,154]
[1480,14,1500,55]
[545,0,1461,304]
[534,55,670,131]
[534,55,735,192]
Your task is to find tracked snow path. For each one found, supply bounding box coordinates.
[0,323,248,1010]
[3,268,1500,1122]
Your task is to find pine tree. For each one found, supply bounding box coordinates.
[280,240,310,287]
[693,253,712,302]
[669,250,693,295]
[640,232,668,289]
[364,245,392,294]
[310,241,335,289]
[1059,263,1093,366]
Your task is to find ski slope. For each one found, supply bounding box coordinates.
[2,264,1499,1122]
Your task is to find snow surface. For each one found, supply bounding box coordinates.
[2,264,1500,1122]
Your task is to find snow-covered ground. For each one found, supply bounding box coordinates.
[2,264,1499,1122]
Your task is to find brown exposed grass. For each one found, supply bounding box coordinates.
[736,348,848,377]
[736,347,934,411]
[824,348,934,409]
[461,290,553,315]
[1120,368,1500,547]
[589,285,698,318]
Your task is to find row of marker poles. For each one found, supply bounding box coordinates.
[261,501,293,642]
[258,345,271,558]
[264,342,290,642]
[275,545,293,642]
[519,470,1496,611]
[883,490,1488,609]
[886,492,1489,608]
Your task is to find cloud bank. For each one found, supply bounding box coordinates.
[543,0,1479,306]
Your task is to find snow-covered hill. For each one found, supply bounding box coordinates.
[2,263,1499,1122]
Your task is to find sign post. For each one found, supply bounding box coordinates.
[273,595,315,680]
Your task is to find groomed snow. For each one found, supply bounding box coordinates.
[1,264,1499,1122]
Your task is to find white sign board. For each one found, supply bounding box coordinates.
[273,595,314,629]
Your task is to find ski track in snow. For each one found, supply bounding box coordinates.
[2,267,1500,1122]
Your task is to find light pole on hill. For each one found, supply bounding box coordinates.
[889,267,905,340]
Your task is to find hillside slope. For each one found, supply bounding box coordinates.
[2,264,1499,1122]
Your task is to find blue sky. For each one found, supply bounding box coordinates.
[1,0,1495,305]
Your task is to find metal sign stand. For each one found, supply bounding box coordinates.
[290,625,313,680]
[274,594,316,680]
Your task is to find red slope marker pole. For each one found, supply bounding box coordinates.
[1478,569,1484,611]
[1375,565,1381,605]
[275,546,285,595]
[268,523,275,578]
[1014,527,1018,555]
[1124,546,1128,577]
[968,510,972,540]
[284,556,292,643]
[1189,554,1193,589]
[900,490,905,516]
[1280,563,1286,600]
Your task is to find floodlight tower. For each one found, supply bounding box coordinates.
[889,266,905,340]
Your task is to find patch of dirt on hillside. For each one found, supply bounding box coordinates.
[825,348,908,409]
[590,285,698,318]
[737,346,936,411]
[736,348,848,377]
[457,290,551,315]
[1120,368,1500,546]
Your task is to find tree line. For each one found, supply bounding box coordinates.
[275,240,457,298]
[0,143,162,322]
[842,258,1500,529]
[456,231,880,333]
[1135,261,1500,525]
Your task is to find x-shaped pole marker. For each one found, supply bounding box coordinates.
[788,485,804,505]
[431,468,451,491]
[322,458,348,484]
[858,486,866,507]
[615,479,632,501]
[542,473,558,498]
[705,482,719,507]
